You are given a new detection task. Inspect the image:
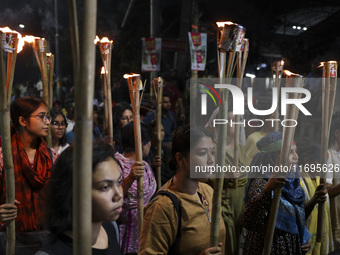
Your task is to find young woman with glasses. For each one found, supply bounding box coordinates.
[0,96,57,254]
[50,107,70,155]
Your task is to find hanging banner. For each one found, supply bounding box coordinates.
[188,32,207,71]
[141,37,162,72]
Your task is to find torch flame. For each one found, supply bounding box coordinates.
[281,60,284,66]
[0,27,14,33]
[318,62,325,68]
[94,36,113,44]
[94,36,100,44]
[0,26,24,53]
[22,35,40,43]
[101,66,106,74]
[100,37,112,43]
[216,21,234,28]
[123,73,141,79]
[46,53,52,57]
[284,70,298,76]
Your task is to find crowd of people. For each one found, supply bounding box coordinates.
[0,78,340,255]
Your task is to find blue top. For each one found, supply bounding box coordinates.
[144,110,177,142]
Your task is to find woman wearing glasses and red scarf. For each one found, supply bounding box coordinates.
[50,107,70,155]
[0,96,57,254]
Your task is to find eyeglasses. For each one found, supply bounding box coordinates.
[29,113,51,123]
[51,121,66,128]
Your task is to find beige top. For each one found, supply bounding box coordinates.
[138,178,226,255]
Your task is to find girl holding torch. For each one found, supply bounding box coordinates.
[115,122,156,255]
[139,125,225,255]
[0,97,57,254]
[241,132,311,255]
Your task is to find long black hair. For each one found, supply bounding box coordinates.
[121,121,153,153]
[46,141,121,235]
[10,96,47,135]
[113,102,132,153]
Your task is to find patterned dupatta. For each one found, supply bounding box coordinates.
[0,133,52,231]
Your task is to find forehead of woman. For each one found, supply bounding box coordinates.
[93,157,121,182]
[33,104,49,113]
[191,136,213,150]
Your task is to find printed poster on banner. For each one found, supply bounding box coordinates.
[141,37,162,72]
[188,32,207,71]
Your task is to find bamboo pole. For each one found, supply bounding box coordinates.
[317,61,337,242]
[70,0,97,254]
[210,22,228,247]
[32,39,52,147]
[271,60,284,132]
[211,21,246,247]
[263,71,303,255]
[0,33,18,255]
[33,39,49,105]
[233,39,249,188]
[97,38,113,145]
[124,74,145,234]
[317,62,329,242]
[46,53,54,146]
[46,53,54,108]
[153,77,163,189]
[100,67,108,135]
[67,0,80,92]
[327,61,337,135]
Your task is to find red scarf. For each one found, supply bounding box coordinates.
[0,133,52,231]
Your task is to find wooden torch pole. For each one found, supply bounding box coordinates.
[124,74,145,234]
[0,33,19,255]
[211,21,234,246]
[233,38,249,188]
[100,67,108,136]
[271,60,284,132]
[153,77,163,189]
[327,61,337,135]
[32,38,52,147]
[317,61,337,242]
[263,71,304,255]
[46,53,54,108]
[71,0,97,254]
[98,38,113,145]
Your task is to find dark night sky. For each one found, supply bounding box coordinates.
[1,0,340,86]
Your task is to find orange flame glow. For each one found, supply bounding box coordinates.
[94,36,113,44]
[216,21,234,28]
[318,62,325,68]
[94,36,100,44]
[283,70,300,76]
[0,26,24,53]
[123,73,140,79]
[22,35,40,43]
